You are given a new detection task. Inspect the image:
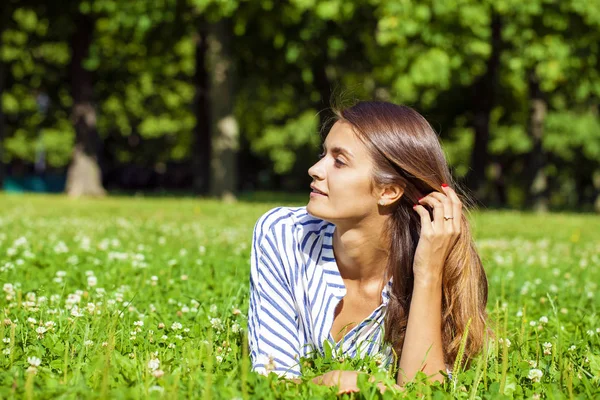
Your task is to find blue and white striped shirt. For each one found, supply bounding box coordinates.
[248,206,394,378]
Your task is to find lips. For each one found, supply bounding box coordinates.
[310,185,328,196]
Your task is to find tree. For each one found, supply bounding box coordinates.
[66,10,106,197]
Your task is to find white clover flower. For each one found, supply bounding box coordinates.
[2,338,10,344]
[152,369,165,378]
[498,338,511,348]
[587,330,594,336]
[56,271,67,278]
[148,358,160,371]
[14,236,28,247]
[569,345,576,351]
[529,321,537,327]
[27,317,37,324]
[527,368,543,383]
[175,334,183,340]
[27,356,41,367]
[149,385,164,393]
[161,335,168,340]
[3,283,14,293]
[134,321,144,327]
[87,276,97,287]
[84,340,94,347]
[231,323,241,333]
[210,318,224,331]
[36,326,47,335]
[53,241,69,253]
[209,304,218,314]
[2,348,10,355]
[168,343,176,349]
[171,322,182,330]
[539,316,548,324]
[71,306,84,318]
[216,355,223,363]
[543,342,552,355]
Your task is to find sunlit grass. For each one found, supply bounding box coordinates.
[0,193,598,398]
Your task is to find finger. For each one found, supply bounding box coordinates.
[412,204,433,236]
[441,185,463,232]
[418,195,444,232]
[426,191,455,232]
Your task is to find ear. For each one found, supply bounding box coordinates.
[378,183,404,205]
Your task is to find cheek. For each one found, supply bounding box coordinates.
[331,172,371,196]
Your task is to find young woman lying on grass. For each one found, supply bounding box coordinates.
[248,101,489,394]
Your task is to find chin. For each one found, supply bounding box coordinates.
[306,201,324,218]
[306,201,333,223]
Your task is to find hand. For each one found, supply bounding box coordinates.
[312,370,402,395]
[412,185,462,284]
[312,370,360,394]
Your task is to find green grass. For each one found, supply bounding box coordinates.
[0,193,599,399]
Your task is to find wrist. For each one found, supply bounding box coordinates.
[413,273,442,289]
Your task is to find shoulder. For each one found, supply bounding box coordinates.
[253,206,329,239]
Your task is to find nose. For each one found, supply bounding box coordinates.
[308,158,324,181]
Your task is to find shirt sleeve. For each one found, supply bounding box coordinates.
[248,212,301,378]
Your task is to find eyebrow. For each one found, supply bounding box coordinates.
[322,143,355,159]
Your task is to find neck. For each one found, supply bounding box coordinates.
[332,214,390,283]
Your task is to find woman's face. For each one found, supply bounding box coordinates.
[307,120,379,223]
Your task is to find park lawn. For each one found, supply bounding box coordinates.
[0,193,599,399]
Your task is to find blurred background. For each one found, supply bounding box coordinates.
[0,0,599,212]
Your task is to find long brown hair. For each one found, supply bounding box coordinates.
[332,101,488,367]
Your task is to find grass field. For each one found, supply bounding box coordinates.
[0,193,599,399]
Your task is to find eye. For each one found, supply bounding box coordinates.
[318,151,345,167]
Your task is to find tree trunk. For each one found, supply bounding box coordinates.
[192,20,211,195]
[526,72,548,212]
[65,13,106,197]
[593,169,600,213]
[465,13,502,201]
[207,19,237,202]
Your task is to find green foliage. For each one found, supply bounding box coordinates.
[0,0,600,208]
[252,111,320,174]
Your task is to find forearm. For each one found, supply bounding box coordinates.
[290,370,401,394]
[397,276,446,385]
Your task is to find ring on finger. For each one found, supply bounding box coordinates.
[444,216,454,220]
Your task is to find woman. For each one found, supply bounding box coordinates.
[248,101,488,392]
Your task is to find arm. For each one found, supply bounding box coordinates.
[398,277,445,384]
[248,216,302,377]
[402,185,463,384]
